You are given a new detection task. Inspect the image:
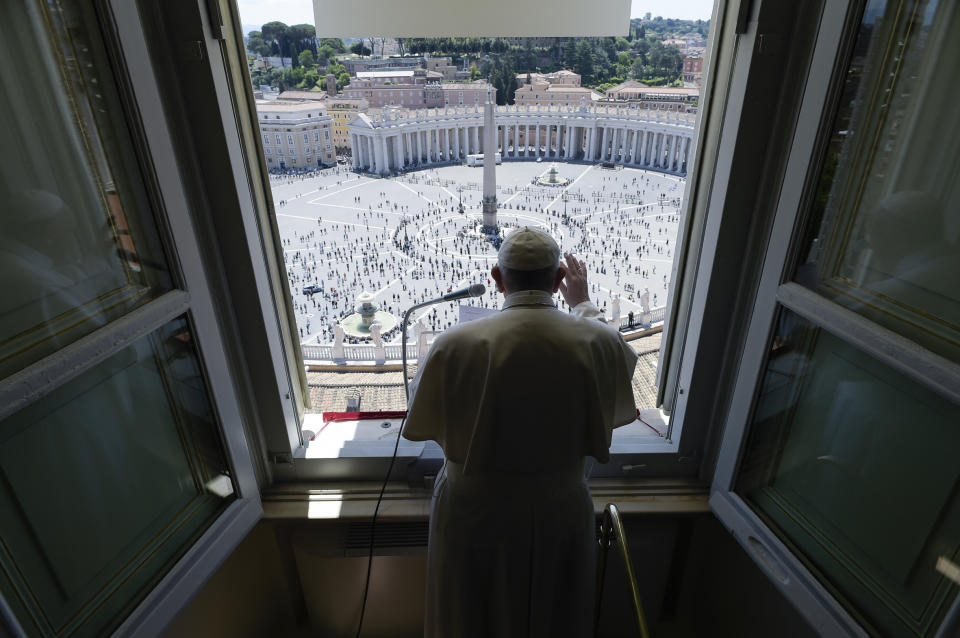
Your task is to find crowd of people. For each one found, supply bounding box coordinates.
[274,164,683,345]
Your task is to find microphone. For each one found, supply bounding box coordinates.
[442,283,486,301]
[401,282,486,401]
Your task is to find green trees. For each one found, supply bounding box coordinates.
[261,22,290,58]
[482,55,518,105]
[299,49,315,67]
[349,41,371,57]
[256,22,316,66]
[246,30,270,57]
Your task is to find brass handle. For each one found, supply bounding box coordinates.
[595,503,651,638]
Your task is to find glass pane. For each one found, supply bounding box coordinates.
[0,317,234,638]
[0,0,172,378]
[737,308,960,637]
[796,0,960,362]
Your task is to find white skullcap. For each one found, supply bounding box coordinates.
[497,226,560,271]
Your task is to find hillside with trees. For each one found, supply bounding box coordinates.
[245,18,708,97]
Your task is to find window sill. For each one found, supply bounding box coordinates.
[260,477,709,521]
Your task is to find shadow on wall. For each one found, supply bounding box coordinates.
[162,514,816,638]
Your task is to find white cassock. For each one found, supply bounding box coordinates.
[404,289,638,638]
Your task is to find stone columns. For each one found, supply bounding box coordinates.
[373,135,385,174]
[351,134,359,169]
[632,130,641,165]
[426,129,433,164]
[535,126,541,158]
[472,126,479,155]
[394,135,403,170]
[565,126,574,159]
[600,127,609,162]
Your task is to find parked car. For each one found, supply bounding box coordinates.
[302,284,321,295]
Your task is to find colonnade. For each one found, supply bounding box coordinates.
[349,106,693,176]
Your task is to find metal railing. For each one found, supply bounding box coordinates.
[595,503,651,638]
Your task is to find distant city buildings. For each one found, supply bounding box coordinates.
[516,69,581,87]
[325,97,369,154]
[682,54,704,87]
[512,69,597,107]
[514,83,602,107]
[343,71,491,109]
[341,57,423,75]
[603,81,699,112]
[256,102,335,169]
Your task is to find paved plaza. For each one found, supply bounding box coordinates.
[272,160,683,346]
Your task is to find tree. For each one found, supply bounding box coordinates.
[317,45,335,66]
[572,39,595,83]
[337,72,351,91]
[469,62,480,80]
[299,49,316,68]
[288,24,317,64]
[299,68,320,89]
[261,22,291,60]
[350,41,371,57]
[246,30,270,57]
[320,38,346,53]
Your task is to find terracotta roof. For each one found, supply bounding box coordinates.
[304,332,662,414]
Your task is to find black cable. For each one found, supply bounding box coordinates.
[354,412,407,638]
[355,305,418,638]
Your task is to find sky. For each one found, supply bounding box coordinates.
[237,0,713,31]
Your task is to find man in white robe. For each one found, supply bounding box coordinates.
[404,227,639,638]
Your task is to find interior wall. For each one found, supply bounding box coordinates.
[160,522,303,638]
[162,512,817,638]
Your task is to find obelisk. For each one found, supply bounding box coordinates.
[481,86,498,234]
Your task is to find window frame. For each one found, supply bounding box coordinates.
[172,0,809,488]
[0,0,262,635]
[708,0,960,633]
[207,0,751,482]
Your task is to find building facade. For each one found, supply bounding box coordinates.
[348,102,694,176]
[516,69,581,87]
[324,97,369,155]
[256,102,336,169]
[424,56,458,81]
[683,54,704,87]
[341,56,423,75]
[343,78,492,109]
[513,83,602,106]
[603,82,699,112]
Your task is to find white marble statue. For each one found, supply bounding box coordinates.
[332,325,345,359]
[641,288,651,314]
[611,294,621,324]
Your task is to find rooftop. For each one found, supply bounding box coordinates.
[277,90,327,101]
[357,70,415,79]
[306,331,663,413]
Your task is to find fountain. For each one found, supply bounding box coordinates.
[340,291,398,339]
[537,163,570,186]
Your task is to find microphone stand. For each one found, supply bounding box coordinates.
[401,299,438,402]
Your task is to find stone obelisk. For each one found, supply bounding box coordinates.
[481,86,498,234]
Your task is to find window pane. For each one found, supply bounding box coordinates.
[0,316,234,638]
[795,0,960,362]
[0,1,172,378]
[737,308,960,636]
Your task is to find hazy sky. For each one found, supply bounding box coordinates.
[237,0,712,31]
